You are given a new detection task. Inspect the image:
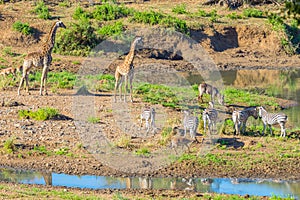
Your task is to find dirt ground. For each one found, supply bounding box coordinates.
[0,0,299,198]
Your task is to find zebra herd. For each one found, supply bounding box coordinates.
[140,82,289,143]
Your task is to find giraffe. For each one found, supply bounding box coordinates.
[17,20,66,96]
[114,36,142,103]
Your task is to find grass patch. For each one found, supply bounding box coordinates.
[115,135,132,149]
[32,145,51,156]
[135,147,151,157]
[172,4,188,15]
[87,116,100,123]
[226,12,243,20]
[92,3,133,21]
[18,107,59,121]
[12,21,33,35]
[54,147,70,156]
[3,138,16,154]
[135,83,180,109]
[243,8,264,18]
[224,87,279,108]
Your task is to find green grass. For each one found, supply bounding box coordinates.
[226,12,243,20]
[135,147,151,157]
[32,145,52,156]
[54,147,70,156]
[172,4,188,15]
[3,138,16,154]
[92,3,133,21]
[18,107,59,121]
[12,21,33,35]
[135,83,180,109]
[87,116,101,123]
[223,87,279,108]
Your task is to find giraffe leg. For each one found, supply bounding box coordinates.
[124,75,128,102]
[18,75,25,95]
[25,73,30,95]
[114,72,121,102]
[129,69,134,103]
[40,66,49,96]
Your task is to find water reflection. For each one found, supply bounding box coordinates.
[0,168,298,198]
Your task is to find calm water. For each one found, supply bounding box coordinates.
[0,167,299,199]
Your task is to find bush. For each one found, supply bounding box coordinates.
[18,107,59,121]
[53,19,100,56]
[92,3,133,21]
[227,12,243,20]
[32,1,51,20]
[243,8,263,18]
[131,11,188,34]
[97,21,124,37]
[12,21,33,35]
[73,6,90,20]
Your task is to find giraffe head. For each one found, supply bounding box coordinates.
[133,36,142,46]
[56,19,66,29]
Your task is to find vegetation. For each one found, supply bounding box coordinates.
[97,21,124,38]
[92,3,133,21]
[3,138,16,154]
[242,8,264,18]
[18,107,59,121]
[32,1,51,20]
[172,4,188,15]
[87,116,101,123]
[135,147,151,157]
[12,21,33,35]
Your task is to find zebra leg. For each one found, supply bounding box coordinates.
[269,124,273,136]
[280,123,286,137]
[262,123,266,136]
[241,122,246,135]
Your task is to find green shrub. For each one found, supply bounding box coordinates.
[3,138,16,154]
[32,1,51,20]
[131,11,188,33]
[243,8,263,18]
[73,6,90,20]
[172,4,188,14]
[58,0,71,7]
[198,9,208,17]
[12,21,33,35]
[18,107,59,121]
[92,3,133,21]
[53,19,100,56]
[97,21,124,37]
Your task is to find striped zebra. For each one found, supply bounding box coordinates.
[232,106,258,135]
[257,106,288,137]
[140,107,155,133]
[183,110,199,140]
[202,103,218,134]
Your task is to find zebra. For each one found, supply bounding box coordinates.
[257,106,288,137]
[183,110,199,140]
[202,103,218,134]
[232,106,258,135]
[140,106,156,133]
[198,83,224,105]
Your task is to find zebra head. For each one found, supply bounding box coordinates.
[251,107,259,119]
[257,106,265,118]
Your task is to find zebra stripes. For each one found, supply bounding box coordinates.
[257,106,288,137]
[140,107,155,133]
[232,107,258,135]
[202,105,218,134]
[183,110,199,140]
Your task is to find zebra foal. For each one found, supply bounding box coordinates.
[183,110,199,140]
[257,106,288,137]
[140,106,155,133]
[232,107,258,135]
[202,103,218,134]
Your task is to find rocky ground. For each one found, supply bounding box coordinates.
[0,0,299,199]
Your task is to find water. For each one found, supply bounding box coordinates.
[0,167,299,198]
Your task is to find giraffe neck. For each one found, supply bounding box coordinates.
[123,39,138,68]
[42,22,58,55]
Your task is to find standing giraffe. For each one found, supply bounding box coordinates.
[114,36,142,102]
[18,20,66,96]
